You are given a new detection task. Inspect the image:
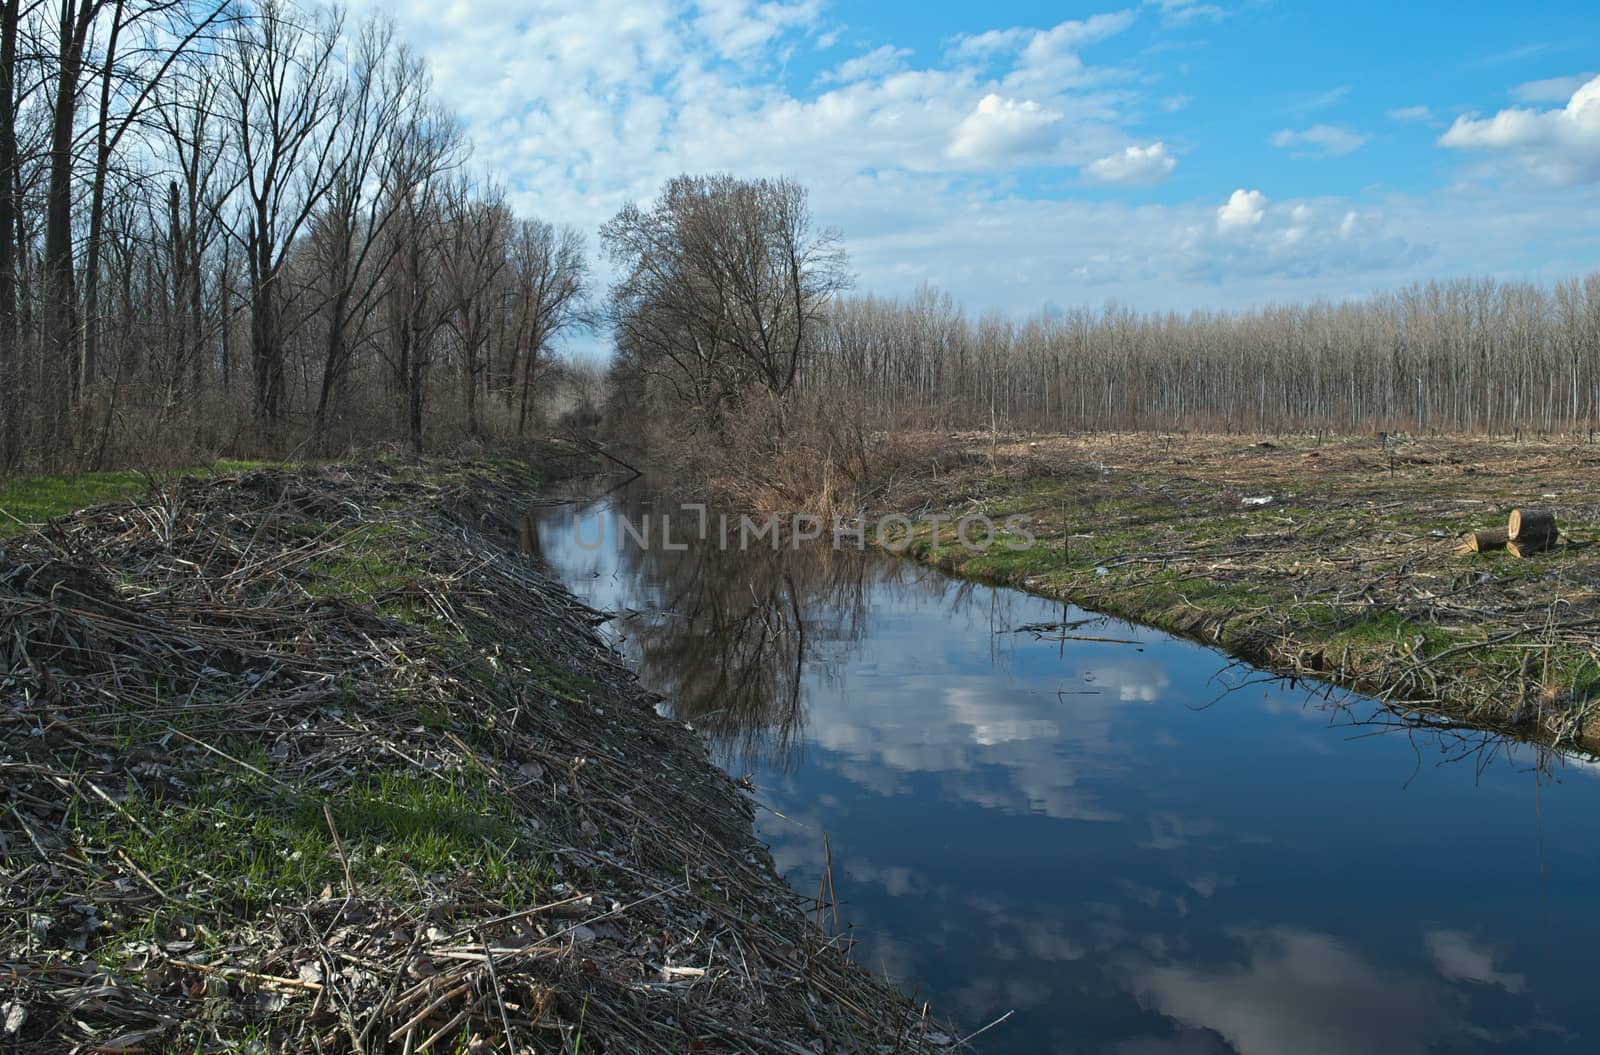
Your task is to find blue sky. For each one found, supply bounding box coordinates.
[363,0,1600,317]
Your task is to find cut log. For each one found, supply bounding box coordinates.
[1453,526,1509,555]
[1507,537,1553,559]
[1507,508,1558,547]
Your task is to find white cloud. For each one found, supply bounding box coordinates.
[1018,11,1137,70]
[344,0,1600,320]
[1386,105,1433,122]
[1188,193,1428,281]
[820,44,911,84]
[1084,142,1176,186]
[950,26,1030,60]
[693,0,824,61]
[1288,85,1351,114]
[1441,73,1600,184]
[1271,124,1370,157]
[953,10,1137,98]
[946,93,1066,164]
[1153,0,1228,26]
[956,10,1134,63]
[1423,930,1526,993]
[1216,188,1267,231]
[1511,72,1597,103]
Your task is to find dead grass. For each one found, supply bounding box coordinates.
[0,460,269,537]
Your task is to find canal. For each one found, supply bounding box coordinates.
[528,486,1598,1054]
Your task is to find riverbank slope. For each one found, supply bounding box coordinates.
[880,432,1600,749]
[1,459,952,1053]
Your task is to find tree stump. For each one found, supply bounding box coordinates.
[1508,508,1557,546]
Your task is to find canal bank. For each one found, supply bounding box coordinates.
[0,459,955,1053]
[864,432,1600,751]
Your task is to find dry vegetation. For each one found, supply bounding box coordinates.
[804,278,1600,436]
[874,431,1600,750]
[0,459,958,1053]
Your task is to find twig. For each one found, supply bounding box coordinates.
[323,801,356,900]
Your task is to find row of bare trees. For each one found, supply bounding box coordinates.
[600,176,1600,451]
[800,276,1600,436]
[0,0,593,474]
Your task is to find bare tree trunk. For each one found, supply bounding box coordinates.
[0,0,19,470]
[79,0,123,409]
[185,194,205,422]
[408,350,426,452]
[219,241,233,394]
[312,285,351,446]
[247,218,285,429]
[516,321,543,436]
[462,333,481,437]
[45,0,103,454]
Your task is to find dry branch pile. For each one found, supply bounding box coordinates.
[0,462,955,1053]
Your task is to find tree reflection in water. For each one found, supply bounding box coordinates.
[530,488,914,770]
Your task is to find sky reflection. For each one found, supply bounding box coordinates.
[532,491,1598,1053]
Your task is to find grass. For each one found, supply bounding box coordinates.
[303,522,430,609]
[0,448,580,541]
[531,662,607,703]
[933,513,1564,674]
[0,460,267,537]
[92,756,547,919]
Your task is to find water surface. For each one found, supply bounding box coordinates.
[529,488,1599,1054]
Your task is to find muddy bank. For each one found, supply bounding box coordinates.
[0,459,955,1053]
[876,432,1600,750]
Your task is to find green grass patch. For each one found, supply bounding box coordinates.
[530,662,606,703]
[303,522,430,610]
[94,761,545,919]
[0,461,267,537]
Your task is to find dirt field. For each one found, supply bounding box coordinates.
[883,431,1600,751]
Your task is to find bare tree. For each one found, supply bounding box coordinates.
[40,0,106,443]
[802,276,1600,438]
[601,173,849,429]
[0,0,593,472]
[439,180,509,439]
[377,154,448,451]
[0,0,20,469]
[78,0,231,410]
[219,0,342,430]
[503,219,592,434]
[150,54,230,418]
[305,17,440,446]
